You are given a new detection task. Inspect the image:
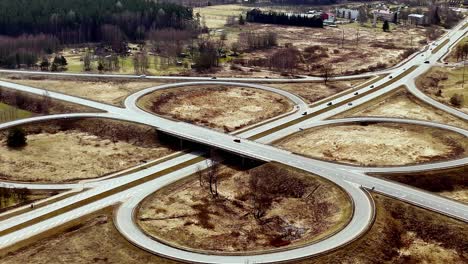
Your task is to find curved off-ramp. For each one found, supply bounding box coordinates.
[115,167,374,264]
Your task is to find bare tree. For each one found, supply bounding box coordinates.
[205,157,220,197]
[320,64,333,84]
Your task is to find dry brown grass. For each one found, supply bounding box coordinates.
[268,79,367,104]
[374,166,468,203]
[294,194,468,264]
[416,67,468,114]
[0,208,179,264]
[137,163,351,253]
[0,118,173,183]
[275,122,467,167]
[0,75,165,107]
[229,22,427,75]
[139,85,293,132]
[336,88,468,130]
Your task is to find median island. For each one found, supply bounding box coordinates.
[138,85,293,132]
[275,122,467,167]
[137,163,352,253]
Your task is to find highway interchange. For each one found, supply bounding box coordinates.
[0,18,467,264]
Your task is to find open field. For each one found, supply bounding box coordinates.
[336,88,468,129]
[139,85,293,132]
[374,166,467,203]
[61,48,187,76]
[0,208,178,264]
[226,22,427,76]
[267,78,368,104]
[0,75,165,107]
[275,122,468,167]
[0,103,32,124]
[137,163,351,253]
[294,193,468,264]
[0,119,173,183]
[417,67,468,113]
[200,3,430,76]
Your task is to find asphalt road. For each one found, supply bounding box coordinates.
[0,18,467,264]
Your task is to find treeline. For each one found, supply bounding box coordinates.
[0,0,194,44]
[246,9,323,28]
[0,35,59,68]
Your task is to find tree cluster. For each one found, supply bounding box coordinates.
[0,0,194,44]
[0,187,31,210]
[249,164,309,220]
[238,31,278,50]
[0,34,59,68]
[246,9,323,28]
[454,42,468,62]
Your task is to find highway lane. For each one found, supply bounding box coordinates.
[256,117,468,174]
[114,177,373,264]
[0,17,466,263]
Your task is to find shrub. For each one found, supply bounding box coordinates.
[7,127,27,148]
[449,93,464,108]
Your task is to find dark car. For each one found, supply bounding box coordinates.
[424,61,430,64]
[234,139,241,143]
[327,102,333,106]
[354,92,359,95]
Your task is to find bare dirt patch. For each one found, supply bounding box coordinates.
[268,79,367,104]
[374,166,468,204]
[139,85,293,132]
[137,163,351,253]
[416,67,468,113]
[0,119,173,183]
[337,88,468,129]
[275,122,467,167]
[295,194,468,264]
[0,208,178,264]
[0,75,166,107]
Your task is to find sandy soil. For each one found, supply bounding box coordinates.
[294,194,468,264]
[0,131,172,183]
[268,79,367,104]
[338,88,468,129]
[139,85,293,132]
[417,67,468,113]
[0,75,164,106]
[276,122,467,167]
[0,209,178,264]
[137,163,351,253]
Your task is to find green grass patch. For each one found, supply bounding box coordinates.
[0,103,32,123]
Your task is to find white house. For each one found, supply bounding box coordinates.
[336,8,359,20]
[408,14,424,25]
